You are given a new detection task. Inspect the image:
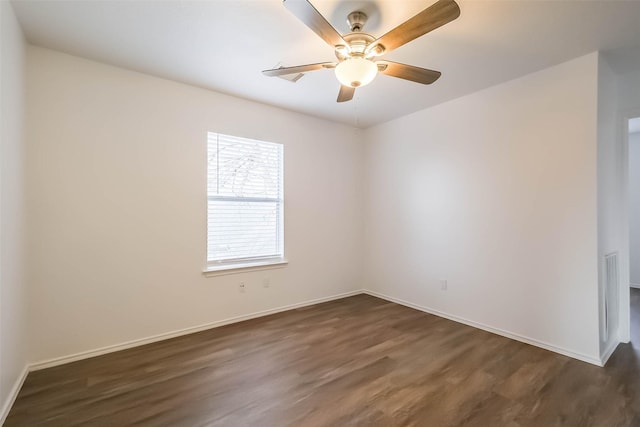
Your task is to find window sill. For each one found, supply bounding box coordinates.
[203,258,288,277]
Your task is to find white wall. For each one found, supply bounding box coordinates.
[630,132,640,287]
[596,53,623,357]
[26,46,364,364]
[618,70,640,114]
[0,0,28,420]
[363,53,601,362]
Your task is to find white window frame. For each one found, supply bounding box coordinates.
[204,133,286,275]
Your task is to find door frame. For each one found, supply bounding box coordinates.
[619,109,640,344]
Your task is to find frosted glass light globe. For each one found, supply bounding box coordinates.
[335,57,378,88]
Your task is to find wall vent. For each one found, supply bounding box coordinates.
[604,252,619,343]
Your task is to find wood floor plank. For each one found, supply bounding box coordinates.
[6,291,640,426]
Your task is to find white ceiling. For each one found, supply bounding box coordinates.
[11,0,640,128]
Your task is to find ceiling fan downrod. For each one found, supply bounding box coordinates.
[347,11,367,32]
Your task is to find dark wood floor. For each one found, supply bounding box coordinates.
[6,290,640,426]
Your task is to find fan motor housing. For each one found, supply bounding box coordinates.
[335,32,376,61]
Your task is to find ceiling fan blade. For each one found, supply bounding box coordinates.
[262,62,336,77]
[367,0,460,55]
[377,61,441,84]
[337,85,355,102]
[284,0,347,48]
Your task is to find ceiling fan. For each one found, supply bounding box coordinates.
[262,0,461,102]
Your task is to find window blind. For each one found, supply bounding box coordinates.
[207,133,284,266]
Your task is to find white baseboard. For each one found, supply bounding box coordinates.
[363,289,603,367]
[600,339,620,366]
[30,289,362,371]
[0,365,29,425]
[31,288,609,371]
[630,283,640,289]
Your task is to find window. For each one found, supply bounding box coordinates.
[206,132,285,272]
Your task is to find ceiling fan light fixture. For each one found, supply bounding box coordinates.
[335,57,377,88]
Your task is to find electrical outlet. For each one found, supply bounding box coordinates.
[440,279,448,291]
[239,282,246,293]
[263,278,270,288]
